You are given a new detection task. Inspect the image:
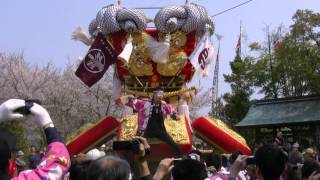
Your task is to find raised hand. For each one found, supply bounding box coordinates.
[29,103,53,128]
[153,158,175,180]
[0,99,25,122]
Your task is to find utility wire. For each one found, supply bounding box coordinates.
[134,0,254,17]
[212,0,254,17]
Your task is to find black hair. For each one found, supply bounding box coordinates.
[286,163,301,180]
[204,153,222,170]
[69,158,92,180]
[153,87,164,93]
[221,155,228,168]
[301,160,320,179]
[0,138,11,170]
[172,159,207,180]
[87,155,130,180]
[255,144,287,180]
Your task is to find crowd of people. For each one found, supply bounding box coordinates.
[10,145,47,174]
[1,98,320,180]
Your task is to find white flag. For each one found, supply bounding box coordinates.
[189,31,213,76]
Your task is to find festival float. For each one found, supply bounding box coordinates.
[67,2,251,157]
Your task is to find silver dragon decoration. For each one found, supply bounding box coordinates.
[88,3,214,37]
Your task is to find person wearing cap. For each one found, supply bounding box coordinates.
[85,148,106,161]
[0,99,70,179]
[118,88,182,157]
[15,150,26,173]
[99,144,106,152]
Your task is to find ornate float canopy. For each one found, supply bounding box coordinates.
[74,2,214,99]
[68,3,253,156]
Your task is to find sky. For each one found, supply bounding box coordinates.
[1,0,320,101]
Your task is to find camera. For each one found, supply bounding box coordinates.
[173,158,183,165]
[14,99,41,115]
[112,139,141,153]
[246,156,255,165]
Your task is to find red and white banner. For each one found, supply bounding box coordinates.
[75,33,118,87]
[189,31,213,75]
[236,33,241,56]
[273,32,281,49]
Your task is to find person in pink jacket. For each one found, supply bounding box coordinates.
[118,88,182,157]
[0,99,70,180]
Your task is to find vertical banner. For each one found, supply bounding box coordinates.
[75,33,118,87]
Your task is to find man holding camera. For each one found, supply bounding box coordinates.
[118,88,183,157]
[0,99,70,179]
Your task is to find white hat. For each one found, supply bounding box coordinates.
[293,142,299,148]
[17,150,24,156]
[85,148,105,161]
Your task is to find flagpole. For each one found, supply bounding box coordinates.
[279,26,282,42]
[267,25,277,98]
[211,34,222,117]
[240,20,242,57]
[216,38,221,102]
[215,34,222,103]
[235,21,242,57]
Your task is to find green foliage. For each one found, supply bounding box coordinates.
[249,42,261,51]
[0,120,29,155]
[217,9,320,126]
[223,92,251,125]
[222,55,254,125]
[224,55,255,94]
[291,9,320,46]
[251,9,320,98]
[208,97,227,121]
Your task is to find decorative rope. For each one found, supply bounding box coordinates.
[122,86,197,98]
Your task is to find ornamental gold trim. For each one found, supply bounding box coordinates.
[158,31,188,49]
[119,115,138,141]
[157,51,188,76]
[164,116,190,144]
[119,115,190,144]
[206,118,248,145]
[126,31,190,77]
[128,32,153,76]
